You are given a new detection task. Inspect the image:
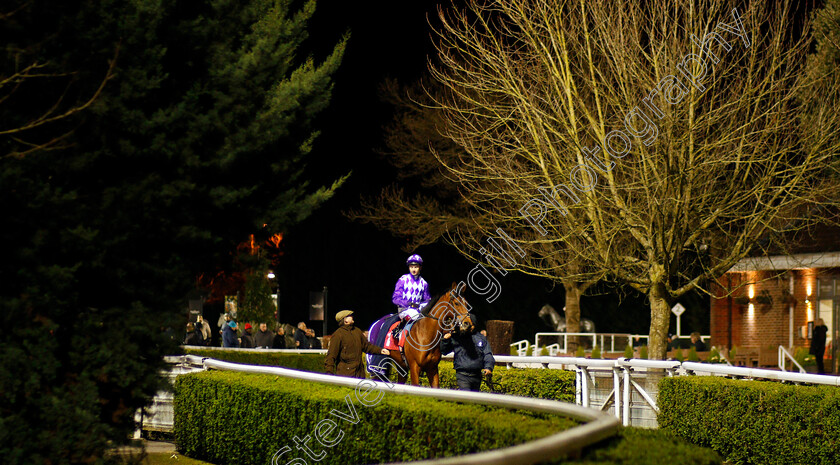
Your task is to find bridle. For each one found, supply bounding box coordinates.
[423,289,470,330]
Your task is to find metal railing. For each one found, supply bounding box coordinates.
[462,353,840,427]
[188,356,621,465]
[680,361,840,385]
[510,339,529,356]
[528,333,710,354]
[534,333,636,353]
[778,346,806,373]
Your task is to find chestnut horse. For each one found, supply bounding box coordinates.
[368,283,473,387]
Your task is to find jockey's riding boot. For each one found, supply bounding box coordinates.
[393,318,407,342]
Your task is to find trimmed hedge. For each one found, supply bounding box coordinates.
[658,376,840,464]
[173,371,579,465]
[420,361,576,403]
[185,349,577,403]
[571,427,721,465]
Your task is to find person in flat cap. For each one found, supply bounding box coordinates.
[325,310,389,378]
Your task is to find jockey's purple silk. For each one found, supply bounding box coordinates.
[391,273,431,308]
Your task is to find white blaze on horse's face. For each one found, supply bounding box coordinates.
[458,314,472,333]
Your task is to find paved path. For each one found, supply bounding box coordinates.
[144,440,177,454]
[110,439,177,456]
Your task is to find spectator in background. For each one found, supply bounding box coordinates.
[255,322,274,348]
[810,318,828,374]
[666,334,680,351]
[217,313,229,341]
[306,328,321,349]
[690,332,706,351]
[222,320,240,348]
[196,315,212,346]
[183,322,204,346]
[282,323,297,348]
[272,325,287,349]
[240,323,255,348]
[294,322,310,349]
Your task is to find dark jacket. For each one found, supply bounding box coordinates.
[811,324,828,356]
[308,334,322,349]
[440,332,495,374]
[294,328,311,349]
[324,324,383,378]
[254,329,274,348]
[272,333,287,349]
[240,330,255,349]
[222,323,239,348]
[184,329,204,346]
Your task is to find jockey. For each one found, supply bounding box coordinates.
[391,254,431,341]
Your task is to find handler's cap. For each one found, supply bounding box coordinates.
[335,310,354,323]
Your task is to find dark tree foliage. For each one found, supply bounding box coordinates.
[0,0,345,463]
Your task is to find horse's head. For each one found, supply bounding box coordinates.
[434,283,474,335]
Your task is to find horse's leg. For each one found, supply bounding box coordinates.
[409,362,421,386]
[427,365,440,389]
[389,353,408,385]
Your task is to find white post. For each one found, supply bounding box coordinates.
[622,367,631,426]
[671,303,686,337]
[789,274,795,349]
[581,367,590,408]
[612,367,621,420]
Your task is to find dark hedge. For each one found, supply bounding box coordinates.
[173,370,580,465]
[658,376,840,464]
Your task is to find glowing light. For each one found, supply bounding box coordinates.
[806,283,812,297]
[268,233,284,248]
[748,285,755,300]
[748,303,755,319]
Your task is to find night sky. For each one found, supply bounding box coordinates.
[263,1,705,341]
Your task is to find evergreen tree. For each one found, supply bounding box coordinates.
[0,0,345,463]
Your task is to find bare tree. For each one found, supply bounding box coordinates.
[1,3,116,159]
[349,79,605,347]
[429,0,840,358]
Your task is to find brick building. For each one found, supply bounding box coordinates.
[710,227,840,372]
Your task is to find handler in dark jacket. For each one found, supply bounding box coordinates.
[325,310,390,378]
[440,313,494,391]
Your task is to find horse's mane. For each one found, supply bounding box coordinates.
[421,288,470,317]
[420,294,444,317]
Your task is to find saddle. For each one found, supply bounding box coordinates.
[384,319,417,351]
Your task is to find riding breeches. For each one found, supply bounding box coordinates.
[398,307,421,321]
